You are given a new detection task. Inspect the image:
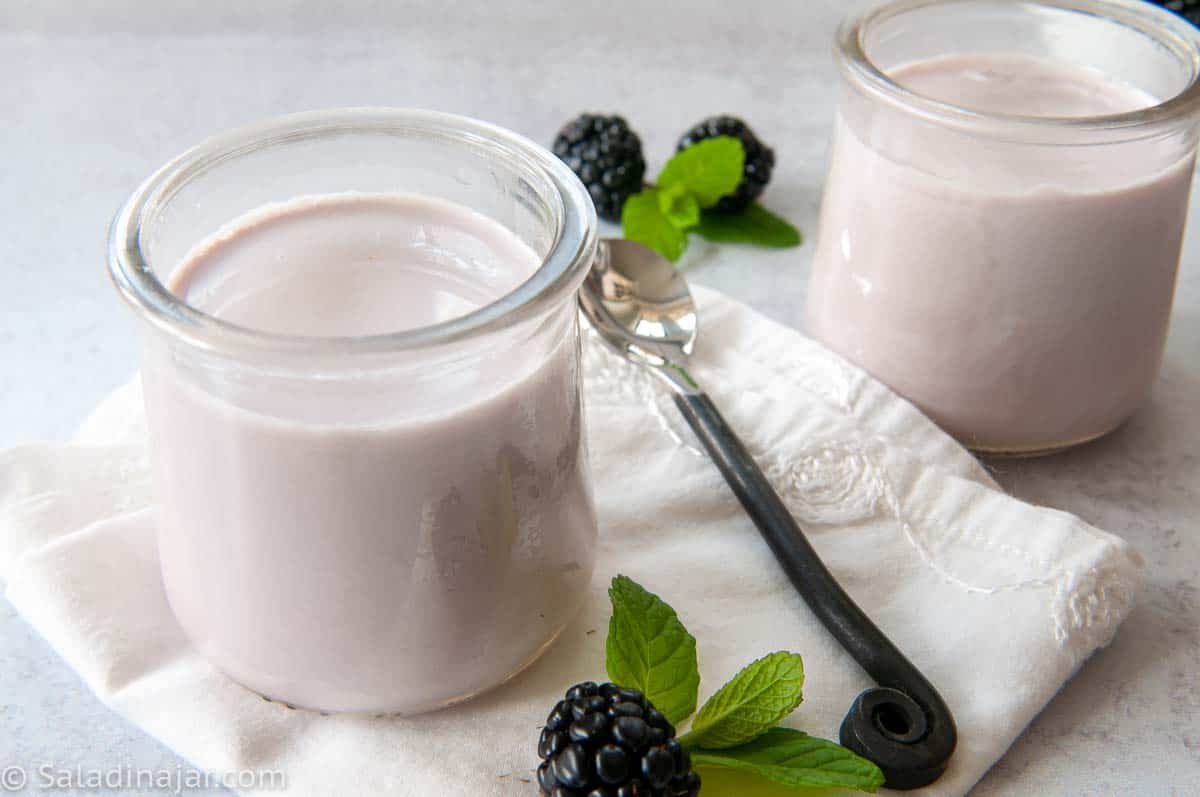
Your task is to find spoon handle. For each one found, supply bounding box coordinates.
[673,391,957,790]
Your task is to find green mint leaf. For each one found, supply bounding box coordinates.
[606,575,700,724]
[694,202,803,248]
[680,652,804,749]
[621,189,689,262]
[657,181,701,230]
[691,728,886,793]
[657,136,746,208]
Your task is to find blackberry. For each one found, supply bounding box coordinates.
[1155,1,1200,26]
[537,681,701,797]
[676,115,775,213]
[553,114,647,222]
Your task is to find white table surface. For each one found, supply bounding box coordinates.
[2,1,1198,794]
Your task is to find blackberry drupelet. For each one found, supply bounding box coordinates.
[1155,1,1200,26]
[676,115,775,213]
[553,114,647,222]
[537,681,702,797]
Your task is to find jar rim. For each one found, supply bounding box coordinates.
[107,107,598,358]
[836,0,1200,141]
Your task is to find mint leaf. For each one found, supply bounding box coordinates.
[621,189,689,262]
[657,136,745,208]
[657,181,700,229]
[606,575,700,724]
[691,728,886,793]
[694,202,802,248]
[680,652,804,749]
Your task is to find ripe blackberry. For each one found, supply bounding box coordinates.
[537,681,701,797]
[1155,0,1200,26]
[676,115,775,213]
[553,114,647,222]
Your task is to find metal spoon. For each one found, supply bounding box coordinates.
[579,238,957,790]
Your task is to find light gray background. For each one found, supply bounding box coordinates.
[2,1,1197,794]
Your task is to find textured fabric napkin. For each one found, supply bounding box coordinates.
[0,286,1142,796]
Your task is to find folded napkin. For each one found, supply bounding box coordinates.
[0,286,1142,796]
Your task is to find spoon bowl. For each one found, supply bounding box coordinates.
[580,239,698,388]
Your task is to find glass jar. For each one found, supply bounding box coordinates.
[808,0,1200,455]
[108,109,599,713]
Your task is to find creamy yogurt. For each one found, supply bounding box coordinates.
[808,53,1194,452]
[144,193,597,713]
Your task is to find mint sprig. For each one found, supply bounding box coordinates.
[680,652,805,750]
[602,575,884,794]
[694,202,803,248]
[691,728,886,793]
[622,191,689,264]
[620,137,801,262]
[657,182,701,229]
[656,136,745,208]
[606,575,700,724]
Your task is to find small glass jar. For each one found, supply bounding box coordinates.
[108,109,599,713]
[808,0,1200,455]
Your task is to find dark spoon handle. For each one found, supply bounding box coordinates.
[673,391,957,790]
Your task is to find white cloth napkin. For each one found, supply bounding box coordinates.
[0,286,1142,796]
